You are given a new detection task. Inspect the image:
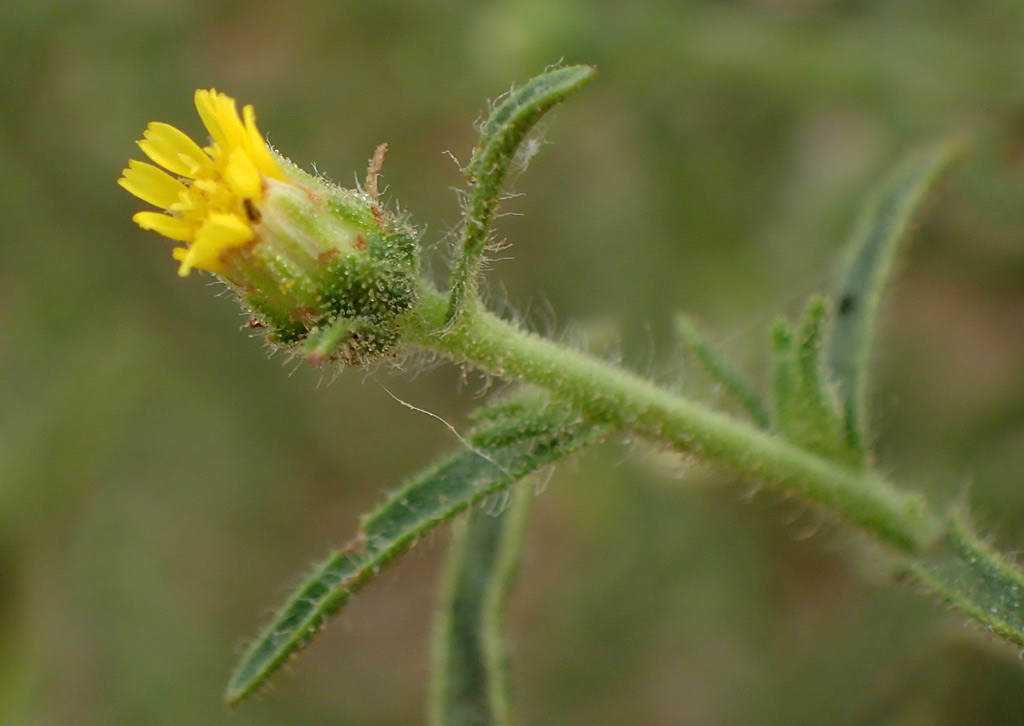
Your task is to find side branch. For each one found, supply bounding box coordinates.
[406,285,938,554]
[403,283,1024,652]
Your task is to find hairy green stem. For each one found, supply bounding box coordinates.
[405,285,937,554]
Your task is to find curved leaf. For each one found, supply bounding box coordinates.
[675,314,770,428]
[447,65,597,323]
[827,138,967,463]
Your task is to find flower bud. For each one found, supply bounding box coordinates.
[119,89,418,366]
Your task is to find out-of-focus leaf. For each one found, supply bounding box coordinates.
[428,484,531,726]
[827,139,967,463]
[675,315,771,429]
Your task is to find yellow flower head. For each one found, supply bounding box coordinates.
[119,90,289,276]
[120,89,421,366]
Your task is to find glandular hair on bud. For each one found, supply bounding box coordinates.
[222,160,419,366]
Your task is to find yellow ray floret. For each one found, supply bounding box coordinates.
[119,89,289,276]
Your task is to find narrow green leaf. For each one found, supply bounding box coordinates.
[795,297,830,405]
[675,315,770,428]
[447,65,597,324]
[771,299,854,464]
[827,138,967,462]
[905,515,1024,648]
[770,317,798,431]
[429,484,531,726]
[794,298,849,459]
[225,404,610,705]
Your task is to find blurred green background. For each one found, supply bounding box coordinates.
[3,0,1024,723]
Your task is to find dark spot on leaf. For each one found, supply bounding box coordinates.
[839,294,857,315]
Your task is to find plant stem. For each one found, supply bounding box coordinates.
[403,284,938,554]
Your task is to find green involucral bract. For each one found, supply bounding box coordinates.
[224,159,419,366]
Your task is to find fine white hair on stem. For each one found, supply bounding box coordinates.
[376,382,512,478]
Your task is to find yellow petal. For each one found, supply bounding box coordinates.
[172,246,223,276]
[132,211,196,241]
[194,90,227,151]
[200,212,254,247]
[118,160,187,209]
[195,89,247,155]
[223,147,261,199]
[182,214,251,274]
[242,104,287,181]
[216,95,249,151]
[175,247,222,276]
[138,122,209,178]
